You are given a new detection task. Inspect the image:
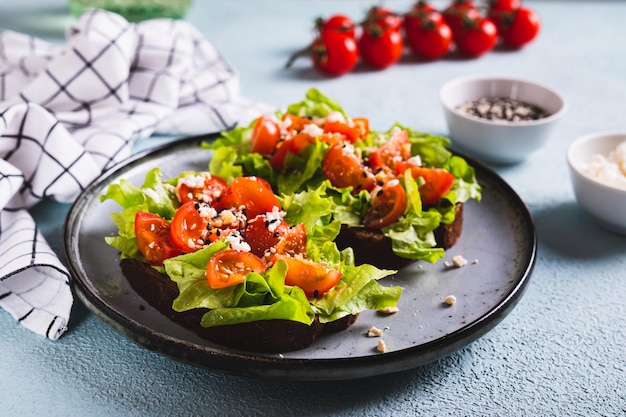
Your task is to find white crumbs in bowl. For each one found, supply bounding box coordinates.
[580,141,626,191]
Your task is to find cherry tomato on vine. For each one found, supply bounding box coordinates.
[496,7,540,48]
[455,17,498,57]
[442,0,481,41]
[359,7,404,69]
[134,212,182,265]
[310,31,359,76]
[206,249,266,289]
[363,179,407,230]
[403,8,452,61]
[318,14,357,39]
[488,0,521,12]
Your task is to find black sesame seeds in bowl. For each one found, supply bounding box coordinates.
[439,75,567,164]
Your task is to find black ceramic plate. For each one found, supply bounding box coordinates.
[64,134,536,381]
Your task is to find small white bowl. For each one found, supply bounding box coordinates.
[567,131,626,235]
[439,75,567,164]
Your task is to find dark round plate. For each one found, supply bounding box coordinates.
[64,134,536,381]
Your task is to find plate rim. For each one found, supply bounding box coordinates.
[64,134,537,381]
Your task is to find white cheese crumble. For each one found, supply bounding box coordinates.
[581,141,626,191]
[444,255,468,268]
[326,111,346,124]
[226,232,251,252]
[367,326,383,337]
[301,122,324,138]
[406,155,422,166]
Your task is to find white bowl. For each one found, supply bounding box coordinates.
[567,131,626,235]
[440,75,567,164]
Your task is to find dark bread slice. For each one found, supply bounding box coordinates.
[120,258,358,353]
[334,203,464,270]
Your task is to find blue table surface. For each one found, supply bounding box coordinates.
[2,1,626,416]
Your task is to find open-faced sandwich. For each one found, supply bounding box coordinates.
[207,89,482,269]
[101,169,402,352]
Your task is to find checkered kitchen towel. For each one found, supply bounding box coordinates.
[0,10,271,340]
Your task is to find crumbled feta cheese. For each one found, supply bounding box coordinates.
[406,155,422,166]
[367,326,383,337]
[581,140,626,191]
[302,123,324,138]
[444,295,457,306]
[326,111,346,123]
[377,339,387,353]
[341,143,356,157]
[379,306,399,314]
[452,255,468,268]
[198,204,217,219]
[226,232,251,252]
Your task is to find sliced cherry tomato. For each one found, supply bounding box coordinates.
[229,176,281,219]
[134,212,182,265]
[368,128,411,172]
[251,115,281,156]
[318,14,356,39]
[401,165,456,205]
[169,200,211,253]
[323,117,367,143]
[282,114,315,133]
[322,144,376,193]
[364,179,407,229]
[245,214,289,258]
[175,172,229,205]
[276,255,342,298]
[310,30,359,76]
[274,223,307,259]
[455,17,498,57]
[269,137,297,169]
[403,9,452,61]
[496,7,540,48]
[206,249,266,289]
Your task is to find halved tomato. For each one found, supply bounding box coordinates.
[282,114,315,132]
[251,115,281,156]
[276,255,342,297]
[274,223,307,259]
[206,249,267,289]
[169,200,211,253]
[229,176,281,219]
[400,166,455,205]
[363,179,407,229]
[134,212,183,265]
[175,172,228,205]
[245,214,290,258]
[322,144,376,193]
[368,128,411,172]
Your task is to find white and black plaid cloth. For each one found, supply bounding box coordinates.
[0,10,271,340]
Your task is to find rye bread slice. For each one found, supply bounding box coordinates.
[120,258,358,353]
[334,203,464,270]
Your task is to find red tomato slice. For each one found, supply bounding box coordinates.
[368,128,411,172]
[169,200,211,253]
[175,172,228,205]
[322,144,376,193]
[402,166,455,205]
[274,223,307,259]
[276,255,342,297]
[268,138,296,169]
[206,249,266,289]
[229,176,281,219]
[134,212,183,265]
[251,115,281,156]
[245,214,290,258]
[282,114,315,133]
[323,120,361,143]
[364,179,407,229]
